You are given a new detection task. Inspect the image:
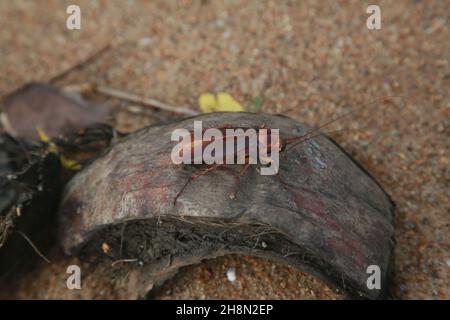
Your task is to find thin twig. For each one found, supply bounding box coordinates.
[16,231,50,263]
[117,104,167,121]
[62,83,168,120]
[49,43,111,83]
[95,86,199,116]
[111,258,138,267]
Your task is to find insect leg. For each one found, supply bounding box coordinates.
[173,164,225,205]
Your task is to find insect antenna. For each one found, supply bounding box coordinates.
[283,95,407,153]
[283,127,366,153]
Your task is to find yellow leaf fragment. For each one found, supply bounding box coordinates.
[36,127,58,153]
[216,92,245,112]
[199,92,245,113]
[36,127,82,170]
[36,127,50,142]
[60,155,82,170]
[199,93,217,113]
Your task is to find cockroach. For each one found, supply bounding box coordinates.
[172,95,406,205]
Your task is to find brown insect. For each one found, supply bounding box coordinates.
[173,95,405,205]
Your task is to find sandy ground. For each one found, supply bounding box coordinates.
[0,0,448,299]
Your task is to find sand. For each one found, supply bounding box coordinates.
[0,0,448,299]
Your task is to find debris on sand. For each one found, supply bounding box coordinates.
[227,267,237,283]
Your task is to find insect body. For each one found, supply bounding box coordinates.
[171,122,328,205]
[172,124,281,165]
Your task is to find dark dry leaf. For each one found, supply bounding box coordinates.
[0,134,61,278]
[1,82,112,140]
